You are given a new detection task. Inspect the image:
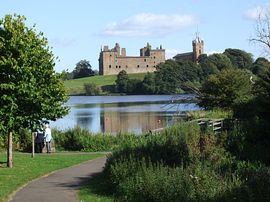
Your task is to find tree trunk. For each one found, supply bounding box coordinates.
[7,131,13,168]
[32,132,35,158]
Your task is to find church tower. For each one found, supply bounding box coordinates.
[192,33,204,63]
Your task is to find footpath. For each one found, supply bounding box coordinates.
[9,156,107,202]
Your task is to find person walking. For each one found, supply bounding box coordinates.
[44,123,52,153]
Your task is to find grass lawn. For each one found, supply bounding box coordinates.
[0,152,104,202]
[79,173,114,202]
[64,73,147,95]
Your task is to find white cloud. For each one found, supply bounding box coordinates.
[244,5,270,20]
[101,13,197,37]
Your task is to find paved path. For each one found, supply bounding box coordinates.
[9,156,107,202]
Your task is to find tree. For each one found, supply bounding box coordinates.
[84,83,101,95]
[204,53,233,71]
[198,68,253,110]
[250,11,270,57]
[155,59,201,94]
[61,69,74,80]
[127,79,141,94]
[141,73,156,94]
[73,59,94,79]
[115,70,129,93]
[200,59,219,79]
[251,57,270,77]
[0,14,68,167]
[254,70,270,123]
[224,48,253,70]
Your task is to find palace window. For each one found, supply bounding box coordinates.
[137,65,140,68]
[109,65,111,68]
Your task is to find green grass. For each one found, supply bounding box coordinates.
[79,173,114,202]
[0,152,104,202]
[186,109,233,120]
[64,73,147,95]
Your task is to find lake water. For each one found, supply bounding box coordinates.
[50,95,200,134]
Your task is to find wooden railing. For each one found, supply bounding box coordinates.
[196,118,235,134]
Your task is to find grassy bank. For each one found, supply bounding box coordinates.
[0,152,104,202]
[64,73,146,95]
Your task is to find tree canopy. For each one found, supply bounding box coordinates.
[198,68,253,110]
[0,14,68,167]
[251,57,270,77]
[224,48,253,70]
[115,70,129,93]
[154,59,201,94]
[73,59,94,79]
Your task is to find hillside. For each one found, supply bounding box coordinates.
[64,73,147,95]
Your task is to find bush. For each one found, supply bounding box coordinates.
[84,83,101,95]
[53,127,149,152]
[103,122,245,201]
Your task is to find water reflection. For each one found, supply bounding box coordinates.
[50,95,200,134]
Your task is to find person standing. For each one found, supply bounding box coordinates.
[44,123,52,153]
[35,126,45,153]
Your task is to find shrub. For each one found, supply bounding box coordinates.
[84,83,101,95]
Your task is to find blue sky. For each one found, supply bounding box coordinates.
[1,0,269,72]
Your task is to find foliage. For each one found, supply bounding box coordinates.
[252,57,270,78]
[141,72,156,94]
[102,122,249,202]
[126,78,142,94]
[115,70,129,93]
[224,48,253,70]
[61,69,73,80]
[154,59,201,94]
[203,53,233,71]
[198,68,253,110]
[72,59,94,79]
[84,82,101,95]
[52,127,147,152]
[0,14,68,132]
[254,70,270,123]
[186,110,233,121]
[200,58,220,79]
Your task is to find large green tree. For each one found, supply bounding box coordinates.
[115,70,129,93]
[203,53,233,71]
[141,73,155,94]
[73,59,94,79]
[198,68,253,110]
[252,57,270,77]
[0,14,68,167]
[155,59,201,94]
[224,48,253,70]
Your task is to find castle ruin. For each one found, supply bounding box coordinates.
[98,36,204,75]
[99,43,165,75]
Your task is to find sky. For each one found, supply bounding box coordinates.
[1,0,270,72]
